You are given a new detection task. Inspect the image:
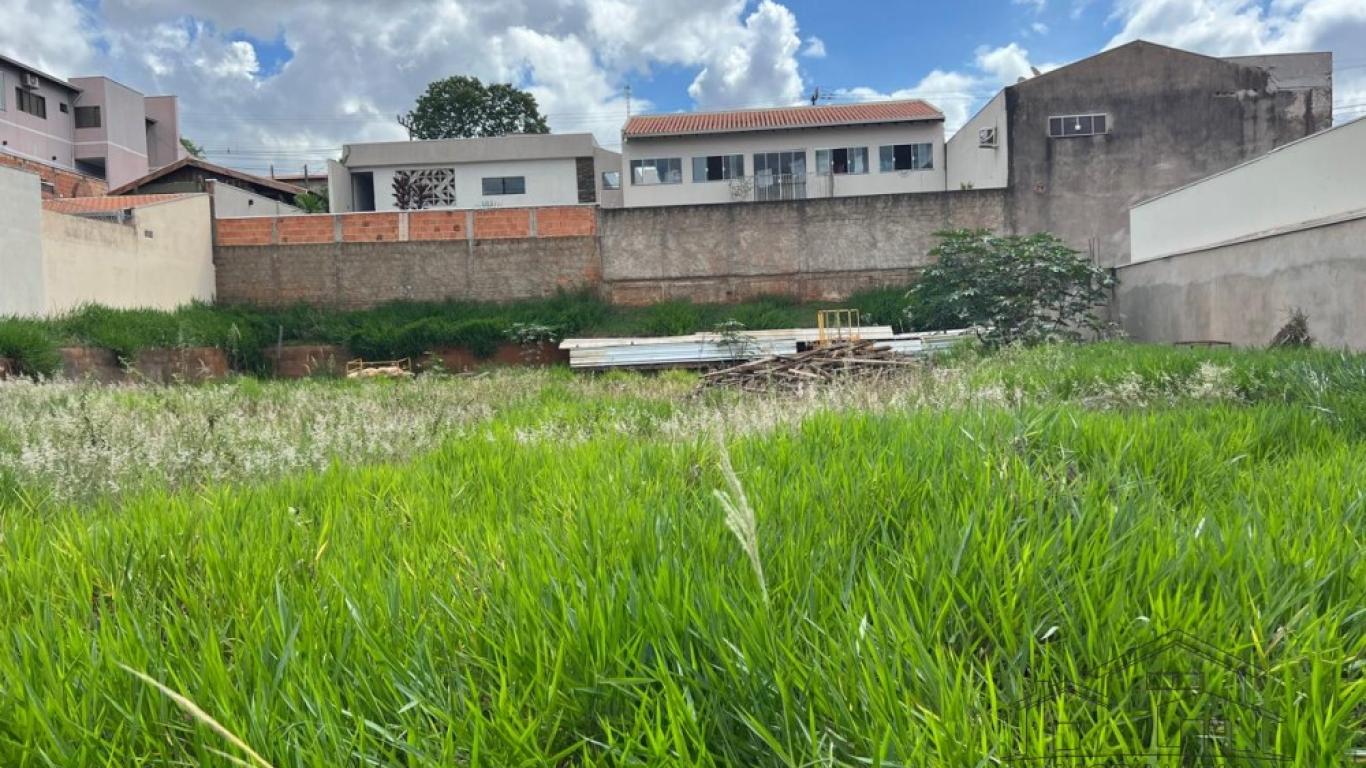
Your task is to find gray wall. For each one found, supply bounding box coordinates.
[1115,213,1366,350]
[215,237,601,308]
[1004,41,1331,267]
[599,189,1005,304]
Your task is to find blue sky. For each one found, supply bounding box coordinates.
[1,0,1363,173]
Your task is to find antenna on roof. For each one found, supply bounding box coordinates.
[809,86,833,105]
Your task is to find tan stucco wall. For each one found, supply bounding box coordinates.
[41,194,215,313]
[0,165,46,315]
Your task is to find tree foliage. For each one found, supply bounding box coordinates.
[399,76,549,140]
[391,171,434,211]
[293,191,328,214]
[907,229,1115,345]
[179,137,205,159]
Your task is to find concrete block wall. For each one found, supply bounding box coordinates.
[214,193,1005,308]
[214,206,600,308]
[598,189,1006,305]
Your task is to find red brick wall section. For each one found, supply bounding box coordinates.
[409,210,467,241]
[341,212,400,242]
[277,215,335,245]
[474,209,531,239]
[537,206,597,237]
[216,218,275,246]
[0,152,109,198]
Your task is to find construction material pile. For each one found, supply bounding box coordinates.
[700,340,921,391]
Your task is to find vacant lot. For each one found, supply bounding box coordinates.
[1,344,1362,766]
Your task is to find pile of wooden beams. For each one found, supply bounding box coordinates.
[700,340,922,391]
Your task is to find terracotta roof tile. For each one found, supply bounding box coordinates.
[43,194,190,215]
[624,100,943,138]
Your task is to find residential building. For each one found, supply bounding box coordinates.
[109,157,305,217]
[0,54,183,190]
[946,41,1332,266]
[619,100,946,208]
[1117,116,1366,349]
[327,133,620,213]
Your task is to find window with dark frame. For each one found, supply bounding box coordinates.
[691,154,744,182]
[15,88,46,119]
[815,147,868,175]
[481,176,526,195]
[75,105,101,129]
[1048,114,1109,138]
[878,143,933,172]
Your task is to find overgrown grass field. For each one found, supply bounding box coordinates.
[0,344,1362,766]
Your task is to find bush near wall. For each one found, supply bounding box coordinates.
[0,287,921,378]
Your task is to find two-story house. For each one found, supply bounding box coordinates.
[619,100,947,208]
[0,54,182,191]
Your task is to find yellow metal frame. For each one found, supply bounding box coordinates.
[816,309,861,346]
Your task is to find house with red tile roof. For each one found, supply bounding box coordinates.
[619,99,946,208]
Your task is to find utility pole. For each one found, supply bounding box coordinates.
[625,85,632,118]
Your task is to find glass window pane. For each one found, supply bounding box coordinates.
[1049,117,1062,137]
[507,176,525,194]
[481,177,500,195]
[730,155,744,179]
[791,152,805,177]
[692,157,706,182]
[879,145,893,172]
[815,150,829,175]
[1094,114,1107,134]
[850,147,867,174]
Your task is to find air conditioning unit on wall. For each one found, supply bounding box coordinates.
[22,73,40,89]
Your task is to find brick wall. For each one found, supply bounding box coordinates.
[215,193,1006,307]
[473,209,531,239]
[215,206,597,249]
[0,151,108,199]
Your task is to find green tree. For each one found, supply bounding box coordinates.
[180,137,205,158]
[293,191,328,214]
[907,229,1115,346]
[399,76,549,140]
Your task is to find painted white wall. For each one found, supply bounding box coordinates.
[0,165,46,316]
[41,195,215,313]
[946,91,1008,191]
[619,122,946,208]
[1130,117,1366,263]
[348,157,582,211]
[209,181,303,218]
[0,62,77,169]
[327,159,352,213]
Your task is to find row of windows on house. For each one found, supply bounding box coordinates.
[1,82,104,128]
[627,143,935,186]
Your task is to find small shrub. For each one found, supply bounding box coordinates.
[0,320,61,377]
[847,286,915,333]
[908,229,1114,346]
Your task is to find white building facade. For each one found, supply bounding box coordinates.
[619,100,947,208]
[327,133,621,213]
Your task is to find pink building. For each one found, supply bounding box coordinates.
[0,54,182,189]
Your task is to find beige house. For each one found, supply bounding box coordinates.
[619,100,947,208]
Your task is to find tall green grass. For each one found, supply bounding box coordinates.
[0,344,1362,765]
[0,288,920,376]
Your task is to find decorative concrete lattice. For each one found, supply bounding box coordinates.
[405,167,457,207]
